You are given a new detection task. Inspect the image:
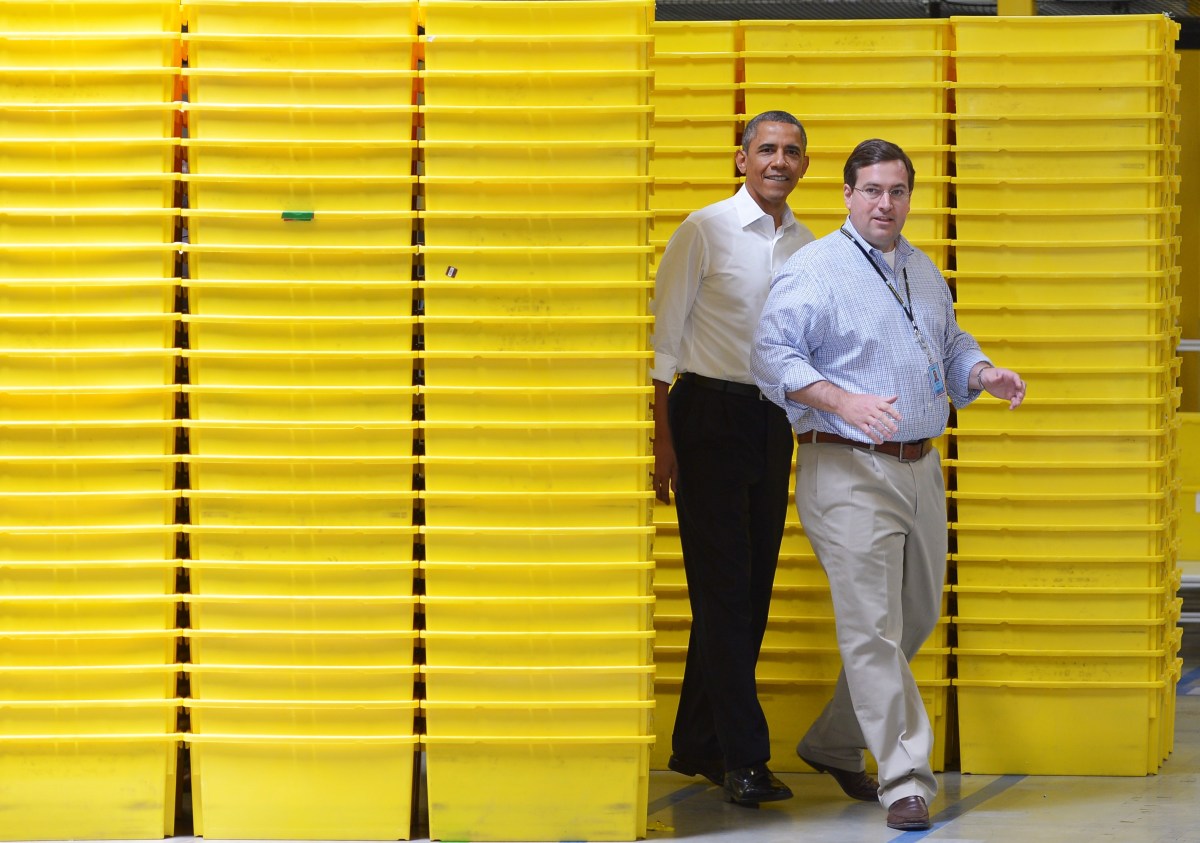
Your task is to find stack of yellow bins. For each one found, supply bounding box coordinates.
[648,20,740,273]
[740,18,952,258]
[419,1,655,839]
[176,1,420,838]
[948,13,1183,776]
[0,1,181,838]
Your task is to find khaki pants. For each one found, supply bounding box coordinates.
[794,441,946,806]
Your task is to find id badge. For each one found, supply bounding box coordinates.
[928,363,946,398]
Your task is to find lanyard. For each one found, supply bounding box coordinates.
[839,227,913,323]
[839,227,942,376]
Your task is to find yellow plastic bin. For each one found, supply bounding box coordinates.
[186,699,417,736]
[183,36,417,73]
[0,67,178,105]
[0,558,177,595]
[0,244,178,280]
[422,594,653,634]
[0,663,177,701]
[423,351,650,389]
[950,13,1178,52]
[0,173,178,210]
[182,317,415,355]
[421,419,650,459]
[421,139,651,178]
[184,384,417,422]
[185,628,418,667]
[0,733,178,839]
[183,350,417,388]
[183,103,417,143]
[183,278,416,317]
[423,700,653,738]
[184,524,419,563]
[421,524,653,564]
[183,173,417,213]
[0,103,178,140]
[422,34,650,73]
[422,560,653,599]
[183,663,418,702]
[951,174,1178,211]
[184,138,415,177]
[182,244,417,283]
[422,665,654,703]
[0,489,177,527]
[0,350,177,388]
[421,629,654,668]
[0,525,178,563]
[741,18,948,51]
[183,0,417,35]
[185,559,415,597]
[186,733,418,841]
[183,419,417,458]
[184,455,416,492]
[955,677,1167,775]
[420,0,651,36]
[952,553,1175,589]
[419,243,648,283]
[421,455,650,493]
[0,628,178,667]
[421,384,650,423]
[184,592,419,635]
[0,0,182,32]
[0,138,177,176]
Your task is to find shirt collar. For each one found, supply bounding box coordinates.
[840,216,914,260]
[733,184,796,232]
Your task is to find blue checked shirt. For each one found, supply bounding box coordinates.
[751,220,989,442]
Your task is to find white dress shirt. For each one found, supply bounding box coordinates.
[649,185,815,385]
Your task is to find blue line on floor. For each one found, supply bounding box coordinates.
[887,774,1026,841]
[646,782,713,816]
[1177,665,1200,695]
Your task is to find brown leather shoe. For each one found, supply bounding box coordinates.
[798,754,879,802]
[886,795,931,831]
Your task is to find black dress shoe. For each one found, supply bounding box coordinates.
[798,753,879,802]
[667,754,724,787]
[723,764,793,805]
[886,795,931,830]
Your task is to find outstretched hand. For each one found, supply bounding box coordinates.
[981,367,1026,409]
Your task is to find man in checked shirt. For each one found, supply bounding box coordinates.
[751,138,1025,832]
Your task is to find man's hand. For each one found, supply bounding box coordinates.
[836,393,902,444]
[653,435,678,504]
[980,366,1026,410]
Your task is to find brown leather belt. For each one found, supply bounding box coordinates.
[677,372,766,400]
[801,430,932,463]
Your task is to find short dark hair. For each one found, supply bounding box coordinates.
[843,139,915,191]
[742,110,807,153]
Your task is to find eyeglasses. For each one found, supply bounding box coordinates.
[853,186,911,202]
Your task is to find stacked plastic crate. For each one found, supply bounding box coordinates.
[653,19,957,775]
[0,1,182,838]
[741,18,952,262]
[175,1,420,837]
[948,13,1183,775]
[418,1,655,839]
[648,20,739,274]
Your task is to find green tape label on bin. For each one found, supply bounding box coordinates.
[282,211,315,221]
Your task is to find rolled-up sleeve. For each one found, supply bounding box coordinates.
[938,289,990,408]
[649,218,705,384]
[751,258,826,421]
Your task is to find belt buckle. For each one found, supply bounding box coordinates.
[896,441,923,463]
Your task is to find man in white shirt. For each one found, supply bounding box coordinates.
[650,111,815,806]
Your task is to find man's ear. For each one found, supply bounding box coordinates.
[735,149,747,175]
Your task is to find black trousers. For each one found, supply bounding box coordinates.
[667,377,794,771]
